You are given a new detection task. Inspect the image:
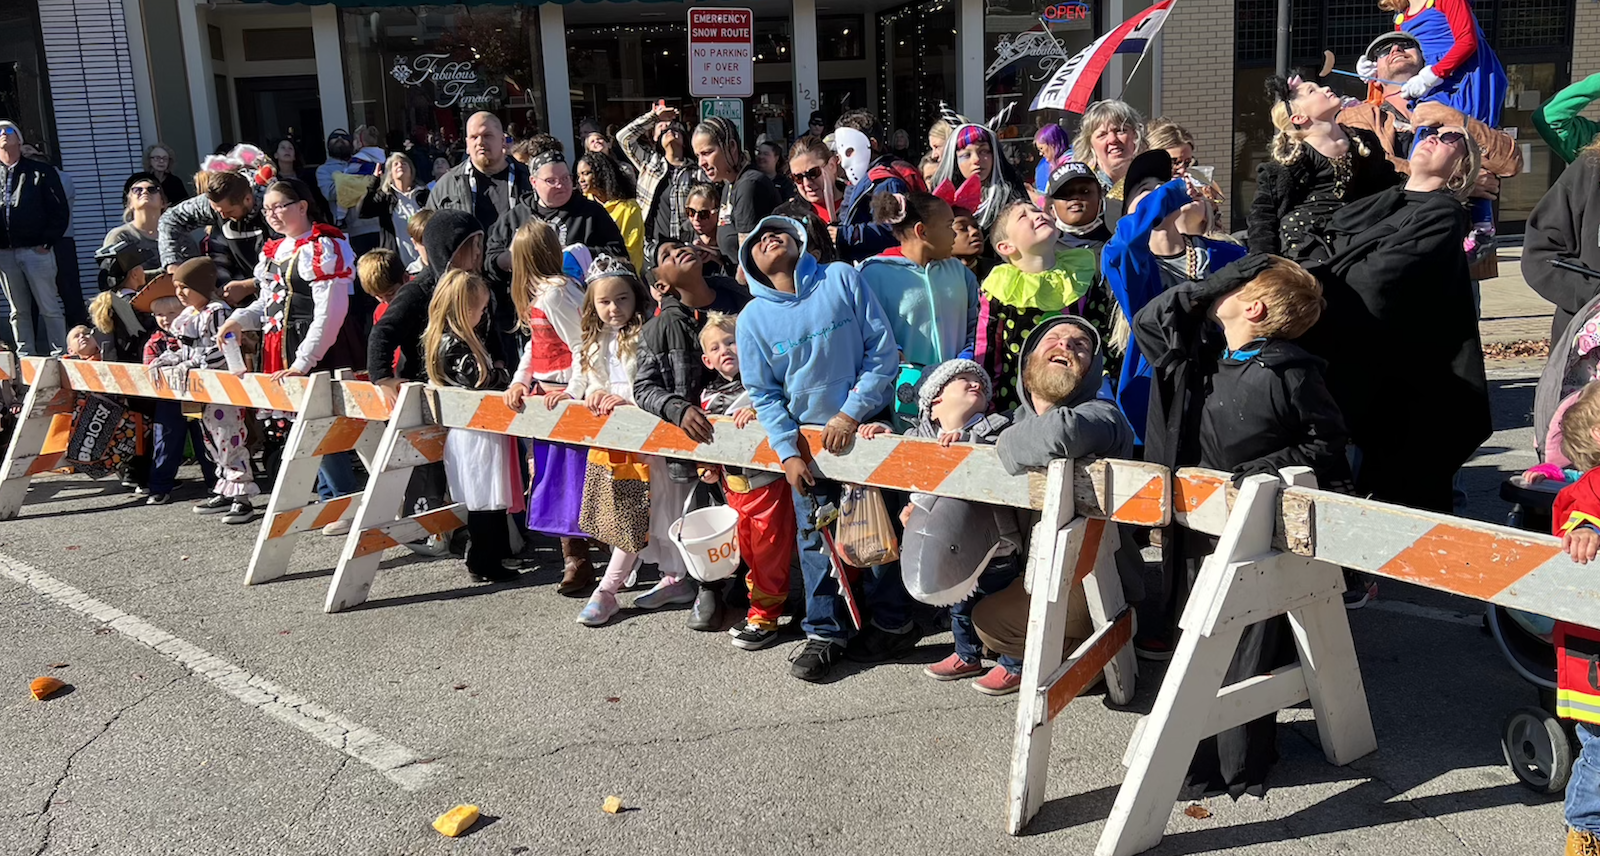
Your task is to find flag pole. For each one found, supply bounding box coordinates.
[1122,0,1176,87]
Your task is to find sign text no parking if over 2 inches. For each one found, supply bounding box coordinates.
[688,7,754,98]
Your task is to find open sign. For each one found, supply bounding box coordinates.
[1043,2,1091,22]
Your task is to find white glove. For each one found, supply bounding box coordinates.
[1401,66,1442,100]
[1356,56,1378,81]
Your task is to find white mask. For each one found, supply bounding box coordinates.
[832,128,872,186]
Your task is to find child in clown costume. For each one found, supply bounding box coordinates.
[1370,0,1507,126]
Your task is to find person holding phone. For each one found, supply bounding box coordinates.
[618,101,704,265]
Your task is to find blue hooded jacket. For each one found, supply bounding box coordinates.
[836,156,909,263]
[735,216,899,463]
[856,252,978,368]
[1102,179,1244,444]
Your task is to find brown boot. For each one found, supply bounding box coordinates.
[557,537,596,597]
[1569,829,1600,856]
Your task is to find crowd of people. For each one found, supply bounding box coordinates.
[16,1,1600,829]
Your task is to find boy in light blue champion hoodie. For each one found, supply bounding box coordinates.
[735,215,911,683]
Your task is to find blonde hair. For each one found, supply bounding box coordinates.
[1269,96,1372,165]
[510,220,567,331]
[1072,100,1146,173]
[929,120,954,150]
[1563,382,1600,471]
[357,248,403,301]
[1146,118,1194,155]
[422,270,492,388]
[89,292,117,335]
[1236,256,1325,340]
[578,273,648,379]
[698,311,738,349]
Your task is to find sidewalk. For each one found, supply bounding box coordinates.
[1480,244,1556,346]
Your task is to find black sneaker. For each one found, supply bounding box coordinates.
[845,623,922,664]
[789,638,844,682]
[194,494,230,515]
[221,500,255,525]
[730,621,780,651]
[144,493,171,506]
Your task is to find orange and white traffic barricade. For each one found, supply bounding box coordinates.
[242,370,393,586]
[0,357,311,521]
[324,383,1170,830]
[1094,466,1600,856]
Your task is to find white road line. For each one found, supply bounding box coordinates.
[1364,598,1485,627]
[0,552,443,791]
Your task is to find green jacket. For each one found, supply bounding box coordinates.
[1536,73,1600,164]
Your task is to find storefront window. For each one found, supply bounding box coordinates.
[341,7,546,155]
[0,0,53,156]
[568,15,790,153]
[984,0,1098,178]
[877,0,960,162]
[568,22,693,146]
[818,15,865,61]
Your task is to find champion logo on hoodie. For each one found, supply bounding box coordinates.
[770,317,853,357]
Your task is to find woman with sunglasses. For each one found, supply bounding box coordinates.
[682,182,732,278]
[100,173,168,276]
[1303,124,1487,513]
[787,135,845,249]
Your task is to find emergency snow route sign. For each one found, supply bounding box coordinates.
[689,7,754,98]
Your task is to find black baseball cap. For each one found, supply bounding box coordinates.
[1046,161,1098,199]
[1365,31,1421,61]
[1121,150,1175,201]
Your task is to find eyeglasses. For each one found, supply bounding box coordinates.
[793,165,826,183]
[130,185,162,197]
[1170,156,1194,170]
[686,206,714,219]
[263,200,301,215]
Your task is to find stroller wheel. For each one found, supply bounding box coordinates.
[1505,504,1525,529]
[1501,706,1573,794]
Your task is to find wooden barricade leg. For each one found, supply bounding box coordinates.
[324,383,464,613]
[244,373,349,584]
[1096,473,1376,856]
[0,358,69,520]
[1007,459,1137,835]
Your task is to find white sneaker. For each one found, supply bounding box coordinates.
[322,519,353,537]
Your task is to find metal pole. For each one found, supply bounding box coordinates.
[1275,0,1290,77]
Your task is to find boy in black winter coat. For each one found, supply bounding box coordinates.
[1133,252,1351,488]
[1131,251,1349,800]
[632,240,750,631]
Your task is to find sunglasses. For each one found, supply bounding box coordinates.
[1414,126,1466,148]
[686,206,714,219]
[130,185,162,197]
[0,128,17,138]
[1170,156,1194,169]
[793,165,826,182]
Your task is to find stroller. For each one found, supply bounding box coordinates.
[1493,259,1600,794]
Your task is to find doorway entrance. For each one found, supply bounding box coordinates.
[234,75,324,162]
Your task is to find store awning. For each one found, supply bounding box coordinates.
[241,0,679,6]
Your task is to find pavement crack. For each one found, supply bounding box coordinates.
[513,700,1000,762]
[27,676,181,856]
[305,754,351,822]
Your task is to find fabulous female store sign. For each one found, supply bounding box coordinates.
[390,54,501,110]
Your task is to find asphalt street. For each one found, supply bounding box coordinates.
[0,357,1570,856]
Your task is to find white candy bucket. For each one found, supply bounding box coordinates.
[671,504,741,582]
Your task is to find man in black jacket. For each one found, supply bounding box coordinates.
[425,111,529,234]
[487,152,627,276]
[0,120,70,355]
